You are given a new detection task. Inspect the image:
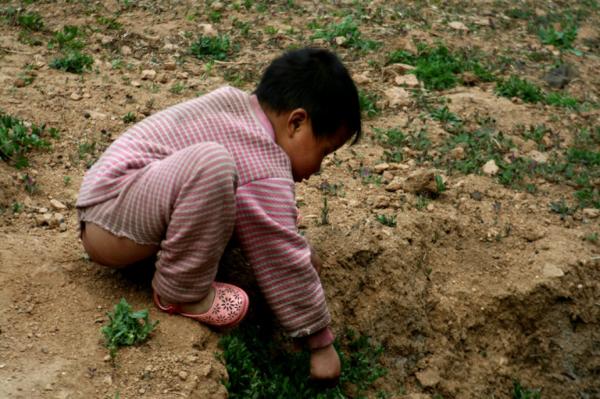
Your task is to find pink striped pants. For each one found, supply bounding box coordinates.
[79,142,237,303]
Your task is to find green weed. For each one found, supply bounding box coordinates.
[50,50,93,73]
[169,81,186,94]
[96,16,122,30]
[538,23,578,50]
[431,106,461,126]
[549,198,574,217]
[495,75,544,103]
[585,232,598,243]
[387,43,494,90]
[310,16,380,51]
[122,112,136,123]
[320,196,329,225]
[544,92,579,109]
[374,127,405,162]
[512,380,541,399]
[415,195,430,210]
[48,25,85,50]
[1,7,44,31]
[101,298,158,358]
[376,214,397,227]
[435,175,446,193]
[190,34,233,61]
[219,326,387,398]
[0,112,51,168]
[359,90,380,118]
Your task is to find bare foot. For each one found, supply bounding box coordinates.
[161,285,216,314]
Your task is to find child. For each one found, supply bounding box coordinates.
[77,48,362,381]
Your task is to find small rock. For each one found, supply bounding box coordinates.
[86,111,107,120]
[583,208,599,219]
[70,93,82,101]
[482,159,499,176]
[461,71,479,86]
[199,23,217,36]
[394,74,420,88]
[164,61,177,71]
[103,355,111,362]
[384,87,411,108]
[385,177,403,192]
[543,64,576,89]
[211,1,223,10]
[59,223,68,232]
[542,263,564,278]
[416,368,440,387]
[121,46,132,56]
[353,71,371,84]
[382,171,394,181]
[131,80,142,87]
[141,70,157,81]
[334,36,347,46]
[100,35,114,45]
[426,203,435,211]
[373,163,390,173]
[374,196,390,208]
[522,139,537,152]
[38,207,49,214]
[528,150,548,164]
[472,17,491,26]
[524,227,546,242]
[178,370,188,381]
[470,191,483,201]
[401,169,437,194]
[138,388,146,394]
[449,146,465,160]
[50,199,67,210]
[14,78,27,88]
[448,21,469,31]
[103,375,113,385]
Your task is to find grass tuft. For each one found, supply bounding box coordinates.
[310,16,380,51]
[101,298,158,358]
[190,34,233,61]
[50,50,93,73]
[0,111,51,168]
[219,325,387,398]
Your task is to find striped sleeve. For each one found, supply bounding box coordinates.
[235,178,331,337]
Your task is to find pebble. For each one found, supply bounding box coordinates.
[59,223,68,232]
[583,208,599,219]
[141,70,157,81]
[50,199,67,210]
[482,159,499,176]
[528,150,548,164]
[394,74,420,88]
[542,263,564,278]
[131,80,142,87]
[448,21,469,31]
[373,163,390,173]
[70,93,82,101]
[139,387,146,394]
[449,146,465,160]
[164,61,177,71]
[121,45,132,55]
[178,370,188,381]
[199,23,217,36]
[384,87,411,108]
[415,368,440,387]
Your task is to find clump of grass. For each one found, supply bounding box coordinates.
[430,106,461,126]
[495,75,545,103]
[0,111,51,168]
[50,50,93,73]
[538,23,578,50]
[373,127,406,162]
[359,89,380,118]
[387,43,494,90]
[122,112,136,123]
[512,380,541,399]
[101,298,158,358]
[219,326,387,398]
[376,214,397,227]
[48,25,85,50]
[310,16,380,51]
[544,92,579,109]
[1,7,44,31]
[190,34,233,61]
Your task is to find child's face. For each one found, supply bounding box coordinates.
[286,123,348,182]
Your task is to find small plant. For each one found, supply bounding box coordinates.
[190,34,233,61]
[122,112,136,123]
[545,92,579,109]
[376,214,397,227]
[14,10,44,31]
[63,175,72,186]
[101,298,158,358]
[219,326,387,398]
[512,380,541,399]
[12,201,23,213]
[50,50,93,74]
[310,16,380,51]
[359,90,380,118]
[584,232,598,243]
[538,23,578,50]
[21,173,38,194]
[96,16,122,30]
[549,198,574,217]
[431,106,461,126]
[415,195,430,210]
[495,75,544,103]
[320,196,329,225]
[48,25,85,50]
[169,82,186,94]
[435,175,446,193]
[0,112,51,168]
[387,43,494,90]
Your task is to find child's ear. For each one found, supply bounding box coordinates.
[287,108,308,136]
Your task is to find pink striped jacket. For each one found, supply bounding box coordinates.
[77,86,330,338]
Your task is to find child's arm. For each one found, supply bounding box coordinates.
[235,179,336,367]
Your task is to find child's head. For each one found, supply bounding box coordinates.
[255,48,362,181]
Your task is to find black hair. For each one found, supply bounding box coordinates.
[254,48,362,144]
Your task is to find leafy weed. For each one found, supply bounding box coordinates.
[0,111,51,168]
[311,16,380,51]
[190,34,233,61]
[101,298,158,358]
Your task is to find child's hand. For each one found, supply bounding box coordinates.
[309,243,322,275]
[310,344,341,383]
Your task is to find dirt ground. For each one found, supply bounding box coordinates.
[1,1,599,398]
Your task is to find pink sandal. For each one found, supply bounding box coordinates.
[153,282,249,329]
